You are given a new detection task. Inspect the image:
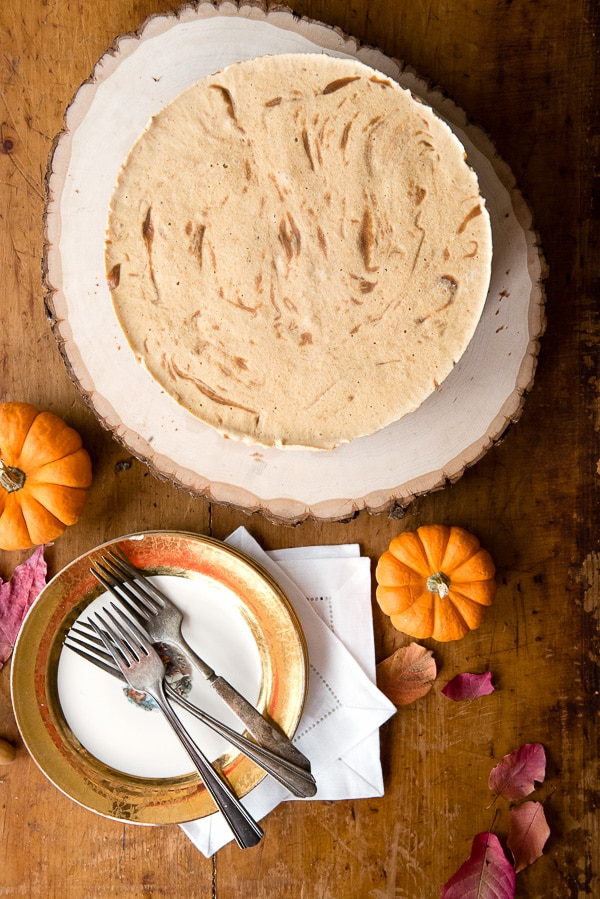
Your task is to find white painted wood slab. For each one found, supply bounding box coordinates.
[43,1,546,523]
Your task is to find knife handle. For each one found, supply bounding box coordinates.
[205,674,312,772]
[169,687,317,797]
[182,644,312,771]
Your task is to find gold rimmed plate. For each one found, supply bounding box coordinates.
[10,531,308,825]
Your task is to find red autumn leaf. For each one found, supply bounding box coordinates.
[0,546,47,669]
[488,743,546,802]
[507,801,550,872]
[376,642,436,706]
[442,671,495,701]
[441,832,516,899]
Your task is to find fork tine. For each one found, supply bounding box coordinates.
[104,549,167,609]
[88,616,122,667]
[100,571,155,624]
[102,555,161,614]
[91,562,153,622]
[76,617,150,669]
[68,624,115,664]
[92,610,138,667]
[64,637,122,680]
[75,619,126,656]
[107,601,156,657]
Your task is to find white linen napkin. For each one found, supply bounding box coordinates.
[180,527,396,856]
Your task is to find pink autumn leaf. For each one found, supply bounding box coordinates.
[376,642,437,706]
[441,832,516,899]
[507,801,551,872]
[0,545,47,669]
[442,671,495,702]
[488,743,546,802]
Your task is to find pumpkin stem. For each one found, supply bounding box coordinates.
[0,458,26,493]
[426,571,451,598]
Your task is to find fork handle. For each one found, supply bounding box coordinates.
[151,683,264,849]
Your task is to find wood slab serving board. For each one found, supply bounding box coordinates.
[44,1,546,523]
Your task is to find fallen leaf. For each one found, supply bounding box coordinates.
[376,642,436,706]
[0,546,47,669]
[488,743,546,802]
[441,832,516,899]
[507,801,550,872]
[442,671,495,702]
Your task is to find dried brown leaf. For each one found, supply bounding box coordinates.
[376,641,436,706]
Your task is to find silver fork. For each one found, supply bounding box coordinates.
[91,548,312,773]
[64,623,316,797]
[90,605,264,849]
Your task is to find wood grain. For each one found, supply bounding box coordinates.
[0,1,598,897]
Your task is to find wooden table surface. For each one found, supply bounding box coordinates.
[0,1,597,896]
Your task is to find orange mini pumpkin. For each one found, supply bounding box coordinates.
[0,402,92,551]
[375,524,496,642]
